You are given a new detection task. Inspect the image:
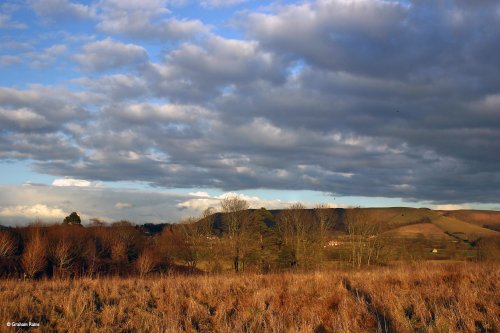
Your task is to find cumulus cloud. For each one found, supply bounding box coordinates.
[74,39,148,72]
[52,178,103,187]
[0,204,66,221]
[96,0,207,40]
[1,0,500,208]
[30,0,94,22]
[0,185,202,225]
[176,191,341,212]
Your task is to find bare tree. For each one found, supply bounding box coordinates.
[0,230,16,257]
[314,204,336,238]
[22,228,48,279]
[111,240,128,263]
[220,195,250,272]
[48,226,80,278]
[136,248,158,277]
[174,218,198,268]
[345,208,383,268]
[277,203,315,268]
[313,204,336,265]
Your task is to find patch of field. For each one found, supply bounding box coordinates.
[347,207,434,230]
[431,215,499,241]
[0,263,498,332]
[385,222,452,239]
[441,210,500,231]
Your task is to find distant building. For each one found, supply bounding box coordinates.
[431,248,438,253]
[324,240,342,248]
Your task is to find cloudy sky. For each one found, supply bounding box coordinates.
[1,0,499,225]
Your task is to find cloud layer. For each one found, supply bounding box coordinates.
[1,0,499,208]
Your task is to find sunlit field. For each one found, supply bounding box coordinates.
[1,262,498,333]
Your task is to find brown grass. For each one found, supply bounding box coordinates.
[431,216,498,241]
[0,262,498,332]
[384,222,452,239]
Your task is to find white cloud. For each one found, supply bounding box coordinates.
[188,191,210,197]
[52,178,103,187]
[177,191,342,212]
[115,103,212,123]
[434,204,469,211]
[0,204,66,220]
[115,202,132,209]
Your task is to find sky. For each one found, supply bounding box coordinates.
[0,0,499,225]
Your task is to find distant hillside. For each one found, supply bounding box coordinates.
[439,210,500,232]
[195,207,499,242]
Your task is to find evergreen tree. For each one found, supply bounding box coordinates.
[63,212,81,225]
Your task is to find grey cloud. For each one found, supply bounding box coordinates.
[74,39,148,72]
[0,132,83,161]
[72,74,149,101]
[1,0,499,206]
[96,0,207,40]
[30,0,94,22]
[244,0,500,84]
[0,13,26,29]
[0,55,21,66]
[0,87,89,132]
[201,0,248,7]
[142,35,286,103]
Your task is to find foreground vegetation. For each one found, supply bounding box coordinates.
[0,262,498,332]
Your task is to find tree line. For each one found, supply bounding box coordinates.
[0,196,497,279]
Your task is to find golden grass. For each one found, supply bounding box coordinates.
[384,222,452,239]
[441,210,500,229]
[0,262,498,332]
[431,216,498,240]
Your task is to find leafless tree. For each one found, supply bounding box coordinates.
[136,248,158,277]
[314,204,336,243]
[0,230,16,257]
[345,208,383,268]
[220,195,250,272]
[313,204,336,264]
[278,203,315,267]
[111,240,128,263]
[48,226,80,278]
[21,228,48,279]
[177,217,203,269]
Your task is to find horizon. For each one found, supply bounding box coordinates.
[1,0,499,225]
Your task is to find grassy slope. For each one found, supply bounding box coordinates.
[199,207,499,240]
[349,207,432,228]
[440,210,500,231]
[430,214,498,241]
[384,222,453,239]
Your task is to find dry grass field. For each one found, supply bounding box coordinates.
[1,262,498,333]
[431,216,498,241]
[385,222,452,239]
[440,211,500,231]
